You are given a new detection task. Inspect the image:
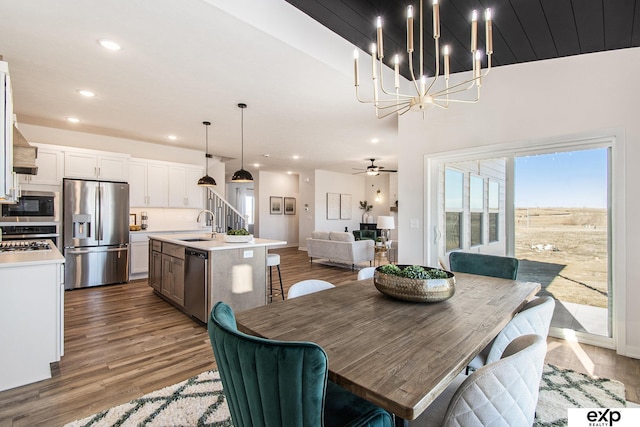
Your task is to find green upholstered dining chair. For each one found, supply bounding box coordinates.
[208,301,393,427]
[449,251,520,280]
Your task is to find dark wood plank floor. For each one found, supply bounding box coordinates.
[0,247,638,426]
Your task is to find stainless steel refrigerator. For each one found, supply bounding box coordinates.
[63,179,130,290]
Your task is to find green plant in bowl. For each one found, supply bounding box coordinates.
[227,228,250,236]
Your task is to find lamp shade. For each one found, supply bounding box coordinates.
[377,215,395,230]
[231,168,254,182]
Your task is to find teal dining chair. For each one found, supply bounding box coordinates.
[449,251,520,280]
[208,301,393,427]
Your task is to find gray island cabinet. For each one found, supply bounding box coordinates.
[148,233,285,323]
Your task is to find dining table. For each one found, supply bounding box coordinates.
[234,273,541,426]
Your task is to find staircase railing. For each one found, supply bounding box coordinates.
[206,188,247,232]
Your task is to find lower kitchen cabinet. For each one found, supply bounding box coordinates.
[149,241,185,307]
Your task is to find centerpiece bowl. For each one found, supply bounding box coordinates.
[373,264,455,303]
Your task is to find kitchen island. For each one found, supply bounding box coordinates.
[148,233,286,323]
[0,240,65,392]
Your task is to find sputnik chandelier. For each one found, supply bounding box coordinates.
[354,0,493,119]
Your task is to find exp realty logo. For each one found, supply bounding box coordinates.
[568,408,640,426]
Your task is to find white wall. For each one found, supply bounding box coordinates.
[313,169,365,235]
[397,48,639,357]
[256,170,298,246]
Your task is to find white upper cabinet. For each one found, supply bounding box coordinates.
[129,159,168,207]
[64,149,129,181]
[168,165,204,208]
[19,145,63,186]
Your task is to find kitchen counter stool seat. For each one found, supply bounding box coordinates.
[267,253,284,301]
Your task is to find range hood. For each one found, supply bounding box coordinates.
[12,124,38,175]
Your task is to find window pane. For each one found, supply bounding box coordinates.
[489,181,499,210]
[471,212,483,246]
[489,212,499,242]
[446,212,462,251]
[470,175,484,211]
[445,169,463,210]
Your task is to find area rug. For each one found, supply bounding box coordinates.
[64,364,626,427]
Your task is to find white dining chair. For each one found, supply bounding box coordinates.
[287,279,335,299]
[416,334,547,427]
[357,267,376,280]
[467,295,555,373]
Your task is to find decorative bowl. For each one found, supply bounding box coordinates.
[223,234,254,243]
[373,265,455,303]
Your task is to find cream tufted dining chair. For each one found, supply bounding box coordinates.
[287,279,335,299]
[357,266,376,280]
[416,334,547,427]
[467,295,555,373]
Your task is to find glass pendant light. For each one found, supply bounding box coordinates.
[231,103,254,182]
[197,121,217,187]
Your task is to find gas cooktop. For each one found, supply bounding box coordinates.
[0,240,52,252]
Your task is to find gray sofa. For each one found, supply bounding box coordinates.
[306,231,374,270]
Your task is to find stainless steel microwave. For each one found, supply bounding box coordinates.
[0,190,59,222]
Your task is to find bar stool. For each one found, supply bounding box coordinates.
[267,253,284,301]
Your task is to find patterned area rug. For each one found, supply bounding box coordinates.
[64,364,626,427]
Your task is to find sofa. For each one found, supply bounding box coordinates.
[306,231,374,270]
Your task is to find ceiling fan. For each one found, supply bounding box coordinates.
[353,158,397,176]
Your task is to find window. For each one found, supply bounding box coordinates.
[470,175,484,247]
[445,168,463,251]
[488,180,499,242]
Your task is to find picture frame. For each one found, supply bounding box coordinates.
[284,197,296,215]
[129,213,137,225]
[270,196,283,214]
[340,193,352,219]
[327,193,340,219]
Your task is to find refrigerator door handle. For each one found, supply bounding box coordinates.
[96,185,103,241]
[66,247,128,255]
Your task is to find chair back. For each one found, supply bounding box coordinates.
[449,251,519,280]
[443,334,547,427]
[357,267,376,280]
[288,279,335,299]
[208,301,329,427]
[486,296,555,364]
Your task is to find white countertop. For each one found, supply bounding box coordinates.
[148,233,286,251]
[0,240,65,268]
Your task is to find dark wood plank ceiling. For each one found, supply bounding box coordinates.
[286,0,640,78]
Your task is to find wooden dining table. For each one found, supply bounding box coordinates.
[234,273,541,425]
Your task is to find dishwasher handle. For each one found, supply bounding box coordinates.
[185,248,209,259]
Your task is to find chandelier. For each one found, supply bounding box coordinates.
[354,0,493,119]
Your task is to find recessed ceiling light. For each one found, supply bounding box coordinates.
[66,117,80,123]
[371,138,379,144]
[168,135,177,140]
[287,171,293,175]
[253,163,260,168]
[78,90,95,97]
[292,155,300,159]
[262,154,270,158]
[98,39,121,51]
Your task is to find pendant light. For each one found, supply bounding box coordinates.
[197,121,217,187]
[231,103,254,182]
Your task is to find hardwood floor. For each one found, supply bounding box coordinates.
[0,247,638,426]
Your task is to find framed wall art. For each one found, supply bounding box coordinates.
[284,197,296,215]
[327,193,340,219]
[340,193,352,219]
[270,196,283,214]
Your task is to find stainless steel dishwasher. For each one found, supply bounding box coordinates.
[184,248,209,323]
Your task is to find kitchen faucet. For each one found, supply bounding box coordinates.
[196,209,216,237]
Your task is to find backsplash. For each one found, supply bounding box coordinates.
[129,208,209,232]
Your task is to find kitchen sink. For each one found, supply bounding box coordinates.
[178,237,214,242]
